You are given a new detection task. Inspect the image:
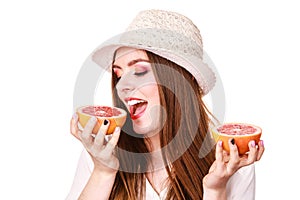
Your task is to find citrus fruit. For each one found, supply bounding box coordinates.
[211,123,262,154]
[76,105,127,135]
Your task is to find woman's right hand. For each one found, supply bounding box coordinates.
[70,113,121,175]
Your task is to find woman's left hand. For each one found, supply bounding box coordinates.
[203,139,264,198]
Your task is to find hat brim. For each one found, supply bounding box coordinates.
[91,31,216,95]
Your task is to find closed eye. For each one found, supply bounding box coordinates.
[134,70,148,76]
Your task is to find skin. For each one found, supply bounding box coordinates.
[70,47,265,199]
[203,140,264,199]
[113,47,163,139]
[113,48,168,193]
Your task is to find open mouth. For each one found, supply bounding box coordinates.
[126,98,148,120]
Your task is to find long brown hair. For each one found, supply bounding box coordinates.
[109,50,216,200]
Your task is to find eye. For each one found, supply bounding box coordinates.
[133,64,150,77]
[134,70,148,76]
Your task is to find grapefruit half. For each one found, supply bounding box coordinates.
[76,105,127,135]
[211,123,262,154]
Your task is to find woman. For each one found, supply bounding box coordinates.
[68,9,264,200]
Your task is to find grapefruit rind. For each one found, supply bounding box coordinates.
[211,123,262,155]
[76,105,127,135]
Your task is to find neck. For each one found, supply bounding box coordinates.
[145,133,170,195]
[145,132,161,152]
[144,133,167,172]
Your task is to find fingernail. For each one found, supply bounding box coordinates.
[218,140,223,147]
[72,113,78,120]
[114,127,120,133]
[251,140,256,147]
[104,119,109,125]
[230,138,235,145]
[260,140,264,147]
[91,116,97,122]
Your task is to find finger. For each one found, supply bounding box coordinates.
[80,116,97,147]
[214,141,227,175]
[229,138,239,160]
[256,140,265,161]
[215,140,224,163]
[223,151,230,163]
[227,138,240,172]
[102,127,121,155]
[94,119,110,147]
[245,140,258,165]
[70,113,81,140]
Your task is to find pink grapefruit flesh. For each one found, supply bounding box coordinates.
[211,123,262,154]
[76,105,127,135]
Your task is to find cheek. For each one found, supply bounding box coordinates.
[142,84,160,104]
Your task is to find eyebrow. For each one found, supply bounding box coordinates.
[128,58,150,66]
[112,58,150,69]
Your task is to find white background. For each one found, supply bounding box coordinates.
[1,0,299,199]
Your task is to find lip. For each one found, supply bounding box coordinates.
[124,97,148,120]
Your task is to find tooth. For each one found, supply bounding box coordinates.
[127,100,145,106]
[128,100,136,106]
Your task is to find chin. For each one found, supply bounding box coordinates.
[132,119,162,138]
[131,105,165,137]
[132,121,152,135]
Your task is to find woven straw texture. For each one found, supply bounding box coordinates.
[92,9,216,95]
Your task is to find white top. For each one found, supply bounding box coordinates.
[66,149,256,200]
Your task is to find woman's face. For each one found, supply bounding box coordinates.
[113,47,163,136]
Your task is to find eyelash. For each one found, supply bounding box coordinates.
[113,68,148,80]
[134,70,148,76]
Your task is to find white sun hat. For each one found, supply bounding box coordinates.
[92,9,216,95]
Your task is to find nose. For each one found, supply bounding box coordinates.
[115,72,135,95]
